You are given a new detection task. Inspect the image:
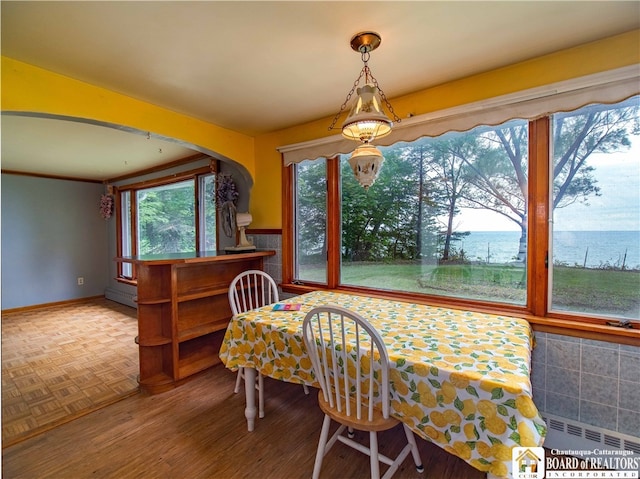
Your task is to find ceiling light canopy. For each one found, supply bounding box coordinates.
[330,31,399,189]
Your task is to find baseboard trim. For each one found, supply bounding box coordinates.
[1,295,105,314]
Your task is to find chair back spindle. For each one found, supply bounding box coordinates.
[229,270,278,316]
[303,305,390,423]
[303,305,424,479]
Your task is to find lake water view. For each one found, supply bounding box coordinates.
[455,231,640,269]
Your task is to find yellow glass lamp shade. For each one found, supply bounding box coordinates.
[348,143,385,189]
[342,84,392,143]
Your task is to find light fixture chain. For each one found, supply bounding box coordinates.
[369,73,401,124]
[361,50,370,65]
[328,66,367,131]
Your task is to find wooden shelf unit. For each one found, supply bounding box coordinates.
[116,250,275,394]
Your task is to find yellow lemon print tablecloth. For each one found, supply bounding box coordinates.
[220,290,546,478]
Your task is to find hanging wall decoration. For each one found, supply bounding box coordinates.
[215,174,239,238]
[100,193,114,219]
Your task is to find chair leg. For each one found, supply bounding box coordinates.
[402,424,424,473]
[312,415,332,479]
[257,373,265,419]
[369,431,380,479]
[237,368,265,420]
[303,383,310,395]
[234,367,243,394]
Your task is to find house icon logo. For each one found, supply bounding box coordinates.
[512,446,545,479]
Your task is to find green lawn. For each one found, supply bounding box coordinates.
[551,265,639,315]
[299,261,639,317]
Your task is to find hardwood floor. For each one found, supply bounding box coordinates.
[2,365,485,479]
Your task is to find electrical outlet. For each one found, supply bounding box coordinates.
[77,277,84,285]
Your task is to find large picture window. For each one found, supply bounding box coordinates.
[288,95,639,326]
[116,167,216,280]
[550,98,639,320]
[294,158,328,284]
[340,120,529,305]
[136,180,196,255]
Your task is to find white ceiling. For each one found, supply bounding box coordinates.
[1,1,639,181]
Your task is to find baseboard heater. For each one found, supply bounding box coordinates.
[104,288,137,309]
[542,413,640,459]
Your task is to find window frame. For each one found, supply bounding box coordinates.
[115,165,215,282]
[282,116,639,344]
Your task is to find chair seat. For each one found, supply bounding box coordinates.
[318,391,400,433]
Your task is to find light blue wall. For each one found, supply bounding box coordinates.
[0,159,252,310]
[1,173,109,309]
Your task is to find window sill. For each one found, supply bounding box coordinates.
[526,316,639,346]
[116,277,137,287]
[281,283,639,347]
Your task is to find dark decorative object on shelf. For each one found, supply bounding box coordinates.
[215,174,239,238]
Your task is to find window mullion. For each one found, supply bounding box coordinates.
[115,188,124,277]
[194,177,201,253]
[528,117,551,316]
[326,156,341,288]
[282,162,295,284]
[131,191,139,258]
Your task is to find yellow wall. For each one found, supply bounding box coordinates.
[254,29,640,228]
[1,56,256,177]
[2,30,639,229]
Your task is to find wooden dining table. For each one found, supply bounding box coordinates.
[219,290,546,479]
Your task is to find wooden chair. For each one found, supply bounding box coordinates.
[302,305,424,479]
[228,270,308,418]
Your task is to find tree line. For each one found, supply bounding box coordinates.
[297,98,639,265]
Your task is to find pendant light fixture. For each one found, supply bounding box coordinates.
[329,31,400,189]
[348,143,385,189]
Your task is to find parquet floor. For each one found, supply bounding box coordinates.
[1,298,139,447]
